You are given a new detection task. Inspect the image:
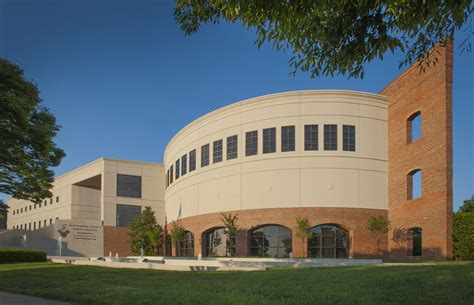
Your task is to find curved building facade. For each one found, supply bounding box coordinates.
[164,90,389,258]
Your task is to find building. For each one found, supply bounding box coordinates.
[5,158,165,256]
[4,44,453,259]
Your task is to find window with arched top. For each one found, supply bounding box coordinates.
[308,225,349,258]
[408,227,422,256]
[176,231,194,257]
[250,225,292,258]
[408,169,422,200]
[407,112,422,143]
[204,227,235,257]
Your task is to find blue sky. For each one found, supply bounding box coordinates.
[0,0,472,210]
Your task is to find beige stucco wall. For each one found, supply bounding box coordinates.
[164,90,389,222]
[101,158,166,226]
[7,158,166,229]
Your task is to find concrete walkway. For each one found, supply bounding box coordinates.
[0,291,73,305]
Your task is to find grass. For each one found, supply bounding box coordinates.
[0,261,472,305]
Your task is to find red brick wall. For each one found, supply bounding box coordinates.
[381,43,453,259]
[167,207,388,258]
[103,226,133,257]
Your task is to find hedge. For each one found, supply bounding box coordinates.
[453,212,474,260]
[0,248,47,263]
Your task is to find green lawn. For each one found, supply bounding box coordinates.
[0,262,472,305]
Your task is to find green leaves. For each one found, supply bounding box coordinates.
[367,215,390,235]
[0,199,8,216]
[220,212,238,238]
[0,59,65,203]
[129,207,164,255]
[169,220,186,242]
[295,217,312,240]
[174,0,472,78]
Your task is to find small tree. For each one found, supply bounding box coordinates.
[0,199,8,217]
[220,213,238,256]
[169,220,185,256]
[129,207,163,256]
[295,217,312,258]
[367,215,390,258]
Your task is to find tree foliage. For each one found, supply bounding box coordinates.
[453,212,474,260]
[220,213,239,238]
[458,195,474,213]
[129,207,164,256]
[169,220,186,256]
[0,199,8,217]
[295,217,312,257]
[220,213,239,256]
[0,59,65,203]
[367,215,390,257]
[174,0,472,78]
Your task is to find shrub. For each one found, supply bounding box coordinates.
[453,213,474,260]
[0,248,47,263]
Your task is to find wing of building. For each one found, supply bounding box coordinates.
[3,44,453,260]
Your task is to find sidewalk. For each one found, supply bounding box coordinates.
[0,292,73,305]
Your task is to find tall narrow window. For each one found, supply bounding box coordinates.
[324,124,337,151]
[343,125,356,151]
[281,126,295,152]
[166,169,169,188]
[201,144,210,167]
[227,135,238,160]
[189,149,196,172]
[304,125,318,151]
[175,160,180,179]
[170,165,174,184]
[408,169,422,200]
[181,154,187,176]
[407,112,422,143]
[213,139,223,163]
[263,127,276,154]
[245,130,258,156]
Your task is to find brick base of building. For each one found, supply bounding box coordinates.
[166,207,388,259]
[103,226,133,257]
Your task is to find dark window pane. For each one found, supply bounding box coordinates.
[343,125,356,151]
[250,225,292,258]
[263,128,276,154]
[181,154,187,176]
[308,225,348,259]
[226,135,238,160]
[201,144,210,167]
[177,231,194,257]
[116,204,141,227]
[324,124,338,151]
[281,126,295,152]
[175,159,180,179]
[245,130,258,156]
[117,174,142,198]
[304,125,318,150]
[189,149,196,172]
[170,165,174,184]
[213,139,223,163]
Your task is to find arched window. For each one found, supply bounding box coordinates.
[204,227,235,257]
[407,112,421,143]
[176,231,194,257]
[408,169,422,200]
[250,225,292,258]
[408,227,422,256]
[308,225,349,258]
